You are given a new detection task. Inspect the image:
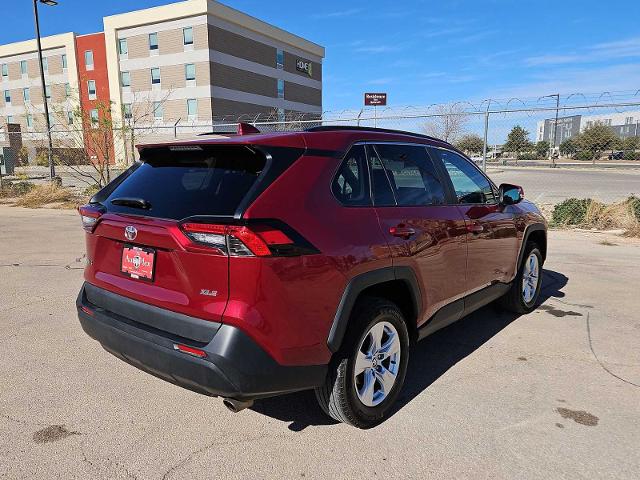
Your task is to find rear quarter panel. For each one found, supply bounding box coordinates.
[239,151,392,365]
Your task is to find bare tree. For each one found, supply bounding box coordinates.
[422,104,469,143]
[121,89,174,165]
[48,99,120,187]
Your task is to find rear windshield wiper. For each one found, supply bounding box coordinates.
[110,197,152,210]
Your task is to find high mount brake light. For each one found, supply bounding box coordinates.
[181,223,294,257]
[78,204,103,233]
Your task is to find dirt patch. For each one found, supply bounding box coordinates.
[33,425,80,444]
[517,356,527,361]
[539,304,583,318]
[556,408,599,426]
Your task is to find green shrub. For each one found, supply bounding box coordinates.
[574,150,594,161]
[551,198,592,226]
[0,181,35,198]
[627,196,640,221]
[623,151,640,161]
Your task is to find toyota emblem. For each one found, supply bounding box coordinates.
[124,226,138,241]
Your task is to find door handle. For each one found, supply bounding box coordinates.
[466,223,485,234]
[390,226,416,239]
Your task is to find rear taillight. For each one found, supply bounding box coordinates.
[180,222,304,257]
[78,204,104,233]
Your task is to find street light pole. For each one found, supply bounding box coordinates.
[32,0,57,181]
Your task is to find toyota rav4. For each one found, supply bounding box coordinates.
[77,126,547,428]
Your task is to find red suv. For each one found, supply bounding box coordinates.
[77,126,546,428]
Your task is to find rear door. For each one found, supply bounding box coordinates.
[429,147,519,290]
[85,145,271,321]
[369,143,468,325]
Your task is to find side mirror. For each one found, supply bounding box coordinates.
[499,183,524,206]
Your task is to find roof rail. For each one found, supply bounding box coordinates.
[304,125,444,142]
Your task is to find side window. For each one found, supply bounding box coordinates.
[332,145,370,206]
[374,144,446,206]
[367,147,396,206]
[433,149,496,204]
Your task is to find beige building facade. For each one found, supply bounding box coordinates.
[104,0,324,134]
[0,33,79,137]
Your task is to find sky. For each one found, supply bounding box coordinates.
[3,0,640,111]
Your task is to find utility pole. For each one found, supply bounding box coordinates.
[540,93,560,168]
[33,0,58,181]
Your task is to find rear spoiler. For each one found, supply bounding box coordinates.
[199,123,261,137]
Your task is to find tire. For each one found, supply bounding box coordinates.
[499,242,543,314]
[315,297,410,429]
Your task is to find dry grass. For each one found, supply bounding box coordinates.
[584,200,640,233]
[14,184,78,209]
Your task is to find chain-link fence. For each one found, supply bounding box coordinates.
[2,90,639,231]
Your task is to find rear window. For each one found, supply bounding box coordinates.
[103,145,267,220]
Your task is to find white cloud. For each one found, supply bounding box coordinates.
[485,63,640,100]
[524,36,640,66]
[312,8,363,19]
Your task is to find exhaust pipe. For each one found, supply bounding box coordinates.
[223,398,254,413]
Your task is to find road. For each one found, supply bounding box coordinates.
[488,167,640,204]
[0,206,639,479]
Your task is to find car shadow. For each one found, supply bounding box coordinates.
[251,269,568,431]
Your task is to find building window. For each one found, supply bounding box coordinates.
[48,112,54,126]
[23,88,30,103]
[85,50,94,70]
[185,63,196,81]
[65,83,71,98]
[149,33,159,51]
[4,90,11,103]
[626,116,634,125]
[183,27,194,46]
[26,114,33,128]
[45,84,51,99]
[90,109,99,126]
[118,39,128,56]
[42,57,48,72]
[7,115,13,124]
[88,80,97,100]
[1,64,7,78]
[62,54,67,70]
[151,67,161,85]
[277,79,285,99]
[123,103,132,120]
[121,71,131,87]
[67,111,74,125]
[153,101,163,120]
[276,49,284,69]
[186,98,197,118]
[20,60,27,75]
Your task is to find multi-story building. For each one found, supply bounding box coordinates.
[0,0,324,164]
[537,111,640,145]
[0,32,80,136]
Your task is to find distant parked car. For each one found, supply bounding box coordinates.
[608,151,624,160]
[76,125,547,428]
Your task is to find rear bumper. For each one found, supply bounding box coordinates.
[77,282,327,401]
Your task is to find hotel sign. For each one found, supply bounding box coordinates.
[364,93,387,106]
[296,59,313,76]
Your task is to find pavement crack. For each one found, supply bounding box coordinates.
[586,313,640,388]
[80,441,139,480]
[161,433,274,480]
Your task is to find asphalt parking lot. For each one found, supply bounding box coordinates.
[1,206,639,479]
